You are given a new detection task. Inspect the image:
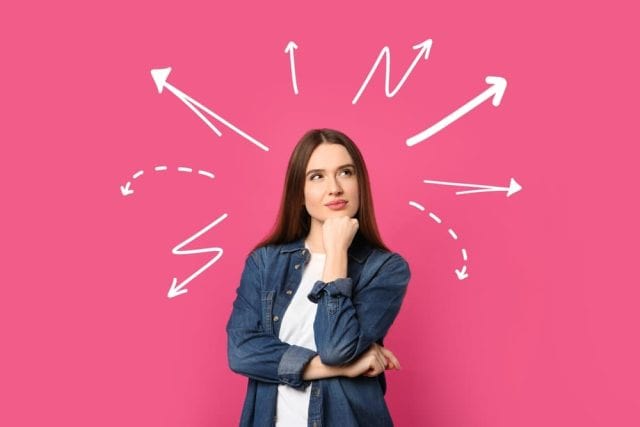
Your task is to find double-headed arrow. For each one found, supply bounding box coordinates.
[151,67,269,152]
[407,76,507,146]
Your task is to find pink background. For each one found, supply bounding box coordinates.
[2,1,638,426]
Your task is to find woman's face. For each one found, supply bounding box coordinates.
[304,143,360,231]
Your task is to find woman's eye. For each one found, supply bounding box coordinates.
[310,174,322,180]
[341,169,353,176]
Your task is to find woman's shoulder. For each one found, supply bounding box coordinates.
[373,248,410,264]
[364,246,411,278]
[355,234,406,262]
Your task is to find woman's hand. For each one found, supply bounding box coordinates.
[342,343,401,378]
[320,216,358,282]
[322,216,359,255]
[303,344,401,380]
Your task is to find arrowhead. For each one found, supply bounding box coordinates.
[506,178,522,197]
[120,182,134,196]
[455,266,469,280]
[150,67,172,94]
[167,277,188,299]
[485,76,507,106]
[284,41,298,53]
[412,38,433,60]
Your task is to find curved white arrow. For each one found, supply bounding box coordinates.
[168,213,228,298]
[150,67,269,152]
[120,181,134,196]
[455,265,468,281]
[284,41,299,95]
[423,177,522,197]
[352,38,433,104]
[119,165,215,197]
[407,76,507,146]
[409,201,469,281]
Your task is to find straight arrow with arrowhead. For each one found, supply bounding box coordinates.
[407,76,507,146]
[284,41,299,95]
[423,177,522,197]
[150,67,269,152]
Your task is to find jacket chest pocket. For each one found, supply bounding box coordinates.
[261,290,275,335]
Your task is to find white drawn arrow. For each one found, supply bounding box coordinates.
[352,38,433,104]
[284,41,299,95]
[120,181,134,196]
[406,76,507,146]
[455,265,468,280]
[168,213,228,298]
[119,165,215,197]
[423,177,522,197]
[150,67,269,152]
[409,201,469,281]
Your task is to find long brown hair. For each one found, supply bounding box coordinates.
[254,128,389,252]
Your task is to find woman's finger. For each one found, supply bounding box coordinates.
[373,344,392,369]
[364,355,384,377]
[380,347,401,370]
[374,351,387,372]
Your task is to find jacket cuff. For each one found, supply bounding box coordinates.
[307,278,353,303]
[277,345,317,389]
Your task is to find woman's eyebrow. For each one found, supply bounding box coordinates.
[305,164,355,176]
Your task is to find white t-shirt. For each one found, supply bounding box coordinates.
[276,248,325,427]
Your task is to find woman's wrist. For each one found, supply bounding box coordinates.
[302,355,345,380]
[322,251,348,282]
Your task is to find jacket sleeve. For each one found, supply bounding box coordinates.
[307,252,410,366]
[226,249,316,389]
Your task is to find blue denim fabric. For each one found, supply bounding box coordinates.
[226,233,411,427]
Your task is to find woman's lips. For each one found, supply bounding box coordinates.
[326,201,348,210]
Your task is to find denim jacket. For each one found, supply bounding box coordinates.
[226,233,411,427]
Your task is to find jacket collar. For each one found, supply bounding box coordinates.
[279,232,372,264]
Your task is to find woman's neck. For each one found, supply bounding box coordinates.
[305,223,324,254]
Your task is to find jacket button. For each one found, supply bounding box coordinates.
[294,264,301,269]
[286,289,293,295]
[273,315,279,322]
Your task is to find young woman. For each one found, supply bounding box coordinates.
[227,128,411,426]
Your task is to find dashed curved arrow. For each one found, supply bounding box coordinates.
[119,164,215,197]
[409,200,469,280]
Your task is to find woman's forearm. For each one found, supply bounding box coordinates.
[303,345,400,381]
[312,253,410,366]
[302,355,346,380]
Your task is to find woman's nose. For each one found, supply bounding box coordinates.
[328,178,343,195]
